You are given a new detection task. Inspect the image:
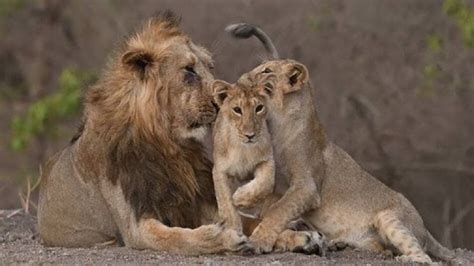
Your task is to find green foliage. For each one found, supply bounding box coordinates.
[10,68,95,151]
[418,34,443,97]
[0,0,26,18]
[426,34,443,54]
[443,0,474,48]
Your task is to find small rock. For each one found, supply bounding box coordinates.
[7,233,18,242]
[0,237,5,243]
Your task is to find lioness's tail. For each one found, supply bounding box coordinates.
[425,231,455,261]
[225,23,279,59]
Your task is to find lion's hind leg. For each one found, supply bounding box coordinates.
[374,210,432,264]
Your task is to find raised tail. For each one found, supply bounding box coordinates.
[225,23,280,59]
[425,231,455,261]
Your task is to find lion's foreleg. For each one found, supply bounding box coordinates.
[138,219,248,255]
[100,180,247,255]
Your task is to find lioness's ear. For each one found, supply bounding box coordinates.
[284,63,309,94]
[212,80,231,106]
[257,73,277,98]
[122,50,154,80]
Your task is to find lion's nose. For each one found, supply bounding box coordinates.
[245,133,256,140]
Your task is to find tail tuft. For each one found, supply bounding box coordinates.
[225,23,279,59]
[225,23,256,39]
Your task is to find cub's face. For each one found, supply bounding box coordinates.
[212,78,274,144]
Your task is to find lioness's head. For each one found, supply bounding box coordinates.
[88,11,217,144]
[238,59,309,110]
[212,74,275,144]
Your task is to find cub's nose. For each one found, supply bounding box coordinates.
[245,133,256,140]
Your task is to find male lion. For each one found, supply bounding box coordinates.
[37,12,248,255]
[228,23,456,263]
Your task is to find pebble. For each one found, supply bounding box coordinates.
[0,237,4,243]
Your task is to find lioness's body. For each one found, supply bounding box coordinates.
[228,23,455,263]
[212,79,275,233]
[245,59,455,263]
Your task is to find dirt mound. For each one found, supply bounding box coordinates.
[0,210,472,264]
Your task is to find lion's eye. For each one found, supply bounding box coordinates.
[256,104,264,113]
[233,107,242,115]
[184,65,199,85]
[262,68,272,73]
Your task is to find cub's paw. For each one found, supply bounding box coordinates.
[395,254,432,264]
[249,224,279,254]
[232,187,256,208]
[327,240,350,251]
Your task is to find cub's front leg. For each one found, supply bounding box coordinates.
[250,177,320,253]
[212,168,243,232]
[233,159,275,208]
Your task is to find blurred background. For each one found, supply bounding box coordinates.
[0,0,473,250]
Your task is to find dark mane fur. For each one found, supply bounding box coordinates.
[106,130,215,227]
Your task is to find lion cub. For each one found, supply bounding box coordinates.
[211,76,276,233]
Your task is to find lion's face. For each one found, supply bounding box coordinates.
[118,19,218,143]
[157,41,217,141]
[212,76,274,144]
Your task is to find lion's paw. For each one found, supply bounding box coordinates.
[194,223,224,242]
[221,228,252,253]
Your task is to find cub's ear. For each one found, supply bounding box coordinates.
[284,63,309,94]
[257,73,277,98]
[122,50,154,80]
[212,80,232,106]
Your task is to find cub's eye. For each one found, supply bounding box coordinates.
[184,65,199,84]
[232,107,242,115]
[255,104,264,113]
[262,68,272,73]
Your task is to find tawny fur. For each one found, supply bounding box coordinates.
[37,13,326,256]
[211,77,275,233]
[242,59,455,263]
[37,11,249,255]
[235,63,324,254]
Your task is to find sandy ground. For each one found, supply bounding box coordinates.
[1,210,473,265]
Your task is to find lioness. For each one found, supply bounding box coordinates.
[37,12,248,255]
[229,23,455,263]
[211,75,276,233]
